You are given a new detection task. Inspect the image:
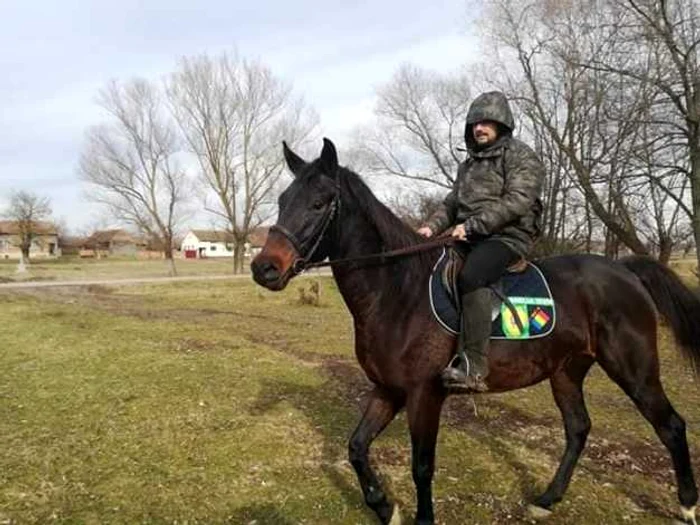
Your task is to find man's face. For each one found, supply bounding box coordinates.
[473,121,499,146]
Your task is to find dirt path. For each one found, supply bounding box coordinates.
[0,270,329,289]
[0,274,243,288]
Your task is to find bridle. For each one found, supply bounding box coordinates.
[269,180,341,277]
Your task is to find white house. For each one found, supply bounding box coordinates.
[180,228,270,259]
[181,230,235,258]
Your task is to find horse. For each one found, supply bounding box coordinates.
[251,138,700,525]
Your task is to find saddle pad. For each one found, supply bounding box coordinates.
[429,248,556,340]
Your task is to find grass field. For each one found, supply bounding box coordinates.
[1,261,700,523]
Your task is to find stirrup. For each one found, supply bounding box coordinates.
[441,356,489,393]
[443,374,489,394]
[465,374,489,393]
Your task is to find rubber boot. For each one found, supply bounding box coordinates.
[441,287,492,393]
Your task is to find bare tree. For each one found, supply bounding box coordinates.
[3,190,53,261]
[519,99,590,254]
[474,0,696,258]
[352,64,473,191]
[631,107,692,262]
[580,0,700,270]
[167,53,317,273]
[384,190,445,229]
[79,79,189,275]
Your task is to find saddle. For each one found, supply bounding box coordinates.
[439,248,528,304]
[429,247,556,340]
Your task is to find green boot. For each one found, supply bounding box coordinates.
[441,287,492,393]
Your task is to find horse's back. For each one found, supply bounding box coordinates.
[534,252,657,324]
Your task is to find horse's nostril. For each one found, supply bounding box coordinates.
[262,263,280,281]
[252,260,280,284]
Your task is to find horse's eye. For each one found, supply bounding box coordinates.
[312,200,325,210]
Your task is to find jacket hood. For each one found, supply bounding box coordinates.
[464,91,515,151]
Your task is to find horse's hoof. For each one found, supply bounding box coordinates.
[680,505,697,525]
[388,503,402,525]
[532,493,559,510]
[527,504,553,520]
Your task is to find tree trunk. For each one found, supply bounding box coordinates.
[163,237,177,276]
[687,121,700,282]
[690,154,700,283]
[658,236,673,265]
[585,200,593,253]
[604,227,617,259]
[233,243,244,274]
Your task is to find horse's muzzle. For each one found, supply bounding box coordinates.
[250,259,288,290]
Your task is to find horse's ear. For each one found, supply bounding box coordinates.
[283,141,306,177]
[320,137,338,176]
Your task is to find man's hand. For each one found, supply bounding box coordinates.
[451,223,467,240]
[417,226,433,238]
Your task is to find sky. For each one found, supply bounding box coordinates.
[0,0,480,233]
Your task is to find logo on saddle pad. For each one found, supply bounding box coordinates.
[429,249,556,340]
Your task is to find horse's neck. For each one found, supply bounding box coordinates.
[329,199,427,325]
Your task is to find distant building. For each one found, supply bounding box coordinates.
[181,230,235,258]
[180,227,269,259]
[81,229,144,258]
[59,236,86,257]
[0,220,60,259]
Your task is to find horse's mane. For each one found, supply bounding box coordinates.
[338,165,440,309]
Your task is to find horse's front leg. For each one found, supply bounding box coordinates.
[349,386,404,524]
[406,382,446,525]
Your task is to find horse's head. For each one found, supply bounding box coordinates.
[251,138,340,290]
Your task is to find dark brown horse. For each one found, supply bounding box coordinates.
[251,138,700,525]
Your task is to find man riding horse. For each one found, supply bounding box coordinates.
[418,91,545,393]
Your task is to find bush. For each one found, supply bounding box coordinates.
[297,280,321,306]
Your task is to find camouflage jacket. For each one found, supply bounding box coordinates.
[424,92,545,257]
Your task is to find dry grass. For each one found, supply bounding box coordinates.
[0,257,241,282]
[671,257,699,287]
[1,274,700,524]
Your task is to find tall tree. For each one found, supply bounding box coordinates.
[167,53,317,273]
[3,190,53,260]
[79,79,189,275]
[582,0,700,268]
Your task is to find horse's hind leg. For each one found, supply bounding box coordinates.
[534,356,594,509]
[597,326,698,522]
[349,387,404,524]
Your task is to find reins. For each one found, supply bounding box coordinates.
[270,165,457,276]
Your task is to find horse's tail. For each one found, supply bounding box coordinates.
[619,255,700,373]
